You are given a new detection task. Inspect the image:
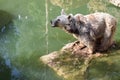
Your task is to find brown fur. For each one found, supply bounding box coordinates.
[51,10,117,54]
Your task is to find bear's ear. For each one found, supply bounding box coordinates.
[67,14,73,20]
[61,9,66,15]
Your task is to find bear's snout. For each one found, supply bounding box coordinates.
[50,20,58,27]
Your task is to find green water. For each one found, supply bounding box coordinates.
[0,0,120,80]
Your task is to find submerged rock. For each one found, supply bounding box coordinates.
[40,39,120,80]
[40,41,110,80]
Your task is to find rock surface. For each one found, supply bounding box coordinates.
[109,0,120,7]
[40,41,107,80]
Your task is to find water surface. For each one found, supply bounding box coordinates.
[0,0,120,80]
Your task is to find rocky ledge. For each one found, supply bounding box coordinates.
[109,0,120,7]
[40,41,109,80]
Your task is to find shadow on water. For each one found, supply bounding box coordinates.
[0,55,11,80]
[0,54,20,80]
[0,10,13,31]
[0,10,21,80]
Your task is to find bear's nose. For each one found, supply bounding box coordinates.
[50,20,55,27]
[50,20,57,27]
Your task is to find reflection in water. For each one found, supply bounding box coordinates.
[50,0,88,10]
[88,0,107,12]
[17,14,28,21]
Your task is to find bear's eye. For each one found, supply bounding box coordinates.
[57,19,60,21]
[70,20,73,23]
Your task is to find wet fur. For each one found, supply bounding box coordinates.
[51,10,117,53]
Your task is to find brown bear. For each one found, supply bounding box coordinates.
[50,9,117,54]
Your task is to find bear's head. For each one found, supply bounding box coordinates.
[50,9,86,34]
